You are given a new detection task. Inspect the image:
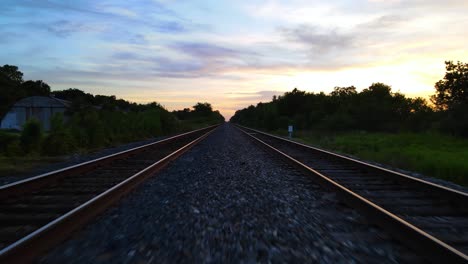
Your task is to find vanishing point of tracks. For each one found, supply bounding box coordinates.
[237,125,468,263]
[0,125,218,262]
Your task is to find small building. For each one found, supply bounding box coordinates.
[0,96,71,131]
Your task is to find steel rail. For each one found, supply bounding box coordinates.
[237,125,468,202]
[236,125,468,263]
[0,124,218,200]
[0,125,219,263]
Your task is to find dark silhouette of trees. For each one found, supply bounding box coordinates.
[52,88,94,103]
[232,60,468,137]
[432,61,468,110]
[193,102,213,115]
[21,80,51,96]
[0,65,51,119]
[231,83,435,134]
[430,61,468,136]
[0,65,24,119]
[0,65,24,83]
[173,102,224,126]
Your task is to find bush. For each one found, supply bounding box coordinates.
[20,118,42,153]
[5,139,22,156]
[41,113,76,156]
[42,130,76,156]
[0,130,19,153]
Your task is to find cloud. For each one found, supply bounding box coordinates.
[280,25,354,53]
[155,21,187,33]
[361,15,405,29]
[106,50,205,78]
[152,56,204,76]
[0,30,22,44]
[0,0,175,18]
[45,20,105,37]
[275,14,425,69]
[172,42,243,59]
[225,90,283,101]
[128,34,148,44]
[0,0,198,37]
[0,20,106,39]
[0,0,104,16]
[104,41,280,80]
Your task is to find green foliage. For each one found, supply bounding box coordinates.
[5,140,23,157]
[20,118,43,153]
[0,130,23,160]
[42,131,75,156]
[41,114,76,156]
[0,131,19,153]
[32,100,221,157]
[0,65,223,159]
[84,110,106,147]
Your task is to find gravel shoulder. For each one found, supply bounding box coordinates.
[41,123,421,263]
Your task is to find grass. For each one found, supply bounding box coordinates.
[272,129,468,187]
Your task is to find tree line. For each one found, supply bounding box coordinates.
[230,61,468,137]
[0,65,224,156]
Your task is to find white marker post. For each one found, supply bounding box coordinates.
[288,125,293,138]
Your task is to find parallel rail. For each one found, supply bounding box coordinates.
[0,125,219,262]
[236,125,468,263]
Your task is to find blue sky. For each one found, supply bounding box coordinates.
[1,0,467,118]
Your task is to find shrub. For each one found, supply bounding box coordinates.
[0,130,19,153]
[5,139,22,156]
[20,118,42,153]
[41,114,76,156]
[42,130,76,156]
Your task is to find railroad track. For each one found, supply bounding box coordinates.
[0,125,218,262]
[237,125,468,263]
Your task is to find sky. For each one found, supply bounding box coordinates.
[1,0,467,119]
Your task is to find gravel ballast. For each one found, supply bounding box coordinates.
[41,123,421,263]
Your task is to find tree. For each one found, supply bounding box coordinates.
[431,61,468,110]
[0,65,24,119]
[0,64,23,83]
[193,102,213,116]
[431,61,468,136]
[331,86,357,97]
[21,80,51,96]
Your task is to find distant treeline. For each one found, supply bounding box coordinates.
[231,61,468,137]
[0,65,224,156]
